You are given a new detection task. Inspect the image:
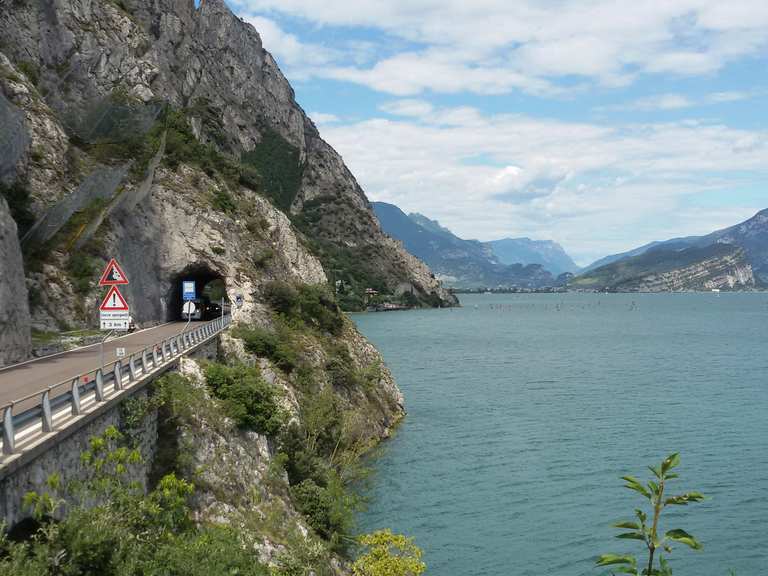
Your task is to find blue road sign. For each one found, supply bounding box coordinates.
[182,280,196,301]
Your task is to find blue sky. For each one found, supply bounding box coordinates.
[228,0,768,265]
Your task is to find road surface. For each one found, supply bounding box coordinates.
[0,322,199,408]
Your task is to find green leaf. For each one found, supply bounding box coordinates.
[664,492,705,506]
[613,521,640,530]
[648,480,659,496]
[635,509,648,525]
[596,554,637,567]
[666,528,702,550]
[616,532,646,541]
[648,465,662,479]
[661,453,681,474]
[622,476,651,499]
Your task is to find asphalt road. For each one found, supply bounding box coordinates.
[0,322,198,408]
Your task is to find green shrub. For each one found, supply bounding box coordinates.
[263,281,345,335]
[0,426,270,576]
[233,325,298,372]
[264,280,300,315]
[204,362,284,435]
[67,252,98,295]
[211,188,236,214]
[296,284,344,335]
[290,476,355,552]
[241,128,303,212]
[16,61,39,86]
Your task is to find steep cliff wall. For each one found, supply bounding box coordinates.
[0,0,454,318]
[0,1,418,571]
[622,248,754,292]
[0,196,31,367]
[572,243,755,292]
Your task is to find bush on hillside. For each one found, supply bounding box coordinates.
[233,325,298,372]
[204,363,284,435]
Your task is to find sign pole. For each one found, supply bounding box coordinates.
[100,330,114,374]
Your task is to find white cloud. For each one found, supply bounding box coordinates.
[380,99,434,118]
[309,112,340,125]
[317,106,767,262]
[233,0,768,95]
[622,94,695,111]
[707,91,755,103]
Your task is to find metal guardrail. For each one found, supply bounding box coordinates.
[0,315,231,458]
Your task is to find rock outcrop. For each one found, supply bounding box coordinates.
[572,243,755,292]
[0,0,454,318]
[583,208,768,285]
[0,196,31,367]
[0,0,421,571]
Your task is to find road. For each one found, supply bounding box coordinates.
[0,322,198,408]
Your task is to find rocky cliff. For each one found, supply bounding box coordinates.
[572,243,755,292]
[0,0,453,329]
[583,208,768,284]
[0,196,31,367]
[0,0,432,571]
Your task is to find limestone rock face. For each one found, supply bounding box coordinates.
[0,197,31,367]
[573,243,756,292]
[0,0,454,305]
[627,248,755,292]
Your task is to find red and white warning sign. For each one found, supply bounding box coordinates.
[99,258,129,286]
[100,286,129,311]
[100,286,130,331]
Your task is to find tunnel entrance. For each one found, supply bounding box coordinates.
[167,264,229,322]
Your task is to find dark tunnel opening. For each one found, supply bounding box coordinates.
[167,264,229,322]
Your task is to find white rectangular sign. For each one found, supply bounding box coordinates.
[100,310,129,331]
[116,347,126,357]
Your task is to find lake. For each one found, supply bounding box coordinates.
[353,293,768,576]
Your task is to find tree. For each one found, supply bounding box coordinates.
[353,529,426,576]
[597,453,704,575]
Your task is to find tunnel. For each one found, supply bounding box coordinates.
[167,263,229,322]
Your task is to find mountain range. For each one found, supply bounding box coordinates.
[575,209,768,291]
[372,202,574,288]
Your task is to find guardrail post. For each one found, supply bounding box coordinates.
[114,361,123,391]
[96,369,105,402]
[71,378,81,416]
[128,356,137,381]
[2,405,14,454]
[153,345,160,366]
[42,390,53,433]
[142,349,149,374]
[160,341,167,362]
[175,337,181,354]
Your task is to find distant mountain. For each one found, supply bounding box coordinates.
[572,243,755,292]
[372,202,557,288]
[582,209,768,284]
[488,237,579,276]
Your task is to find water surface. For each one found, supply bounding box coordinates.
[353,293,768,576]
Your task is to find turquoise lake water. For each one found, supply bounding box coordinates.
[352,293,768,576]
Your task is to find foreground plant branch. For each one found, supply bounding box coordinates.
[597,453,704,576]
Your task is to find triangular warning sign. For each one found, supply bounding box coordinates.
[99,258,129,286]
[100,286,129,311]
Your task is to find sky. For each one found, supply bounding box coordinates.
[227,0,768,265]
